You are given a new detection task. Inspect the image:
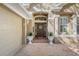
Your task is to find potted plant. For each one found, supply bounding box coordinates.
[48,32,54,45]
[27,32,33,44]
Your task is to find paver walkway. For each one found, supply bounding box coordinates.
[15,43,79,56]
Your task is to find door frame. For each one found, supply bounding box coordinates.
[34,22,48,38]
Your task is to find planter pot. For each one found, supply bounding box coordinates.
[62,32,66,35]
[48,36,54,45]
[27,36,33,44]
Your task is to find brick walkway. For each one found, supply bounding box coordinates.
[15,43,79,56]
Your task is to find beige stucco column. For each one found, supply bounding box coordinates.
[22,18,28,44]
[24,19,27,44]
[55,15,60,37]
[72,15,79,43]
[72,15,77,35]
[27,20,33,33]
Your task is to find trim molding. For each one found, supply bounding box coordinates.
[3,3,30,19]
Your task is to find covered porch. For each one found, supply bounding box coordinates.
[0,3,79,56]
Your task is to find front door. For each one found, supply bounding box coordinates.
[35,23,47,37]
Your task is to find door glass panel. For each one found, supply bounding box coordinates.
[35,23,47,37]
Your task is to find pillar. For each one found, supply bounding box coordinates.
[72,15,77,35]
[55,15,60,37]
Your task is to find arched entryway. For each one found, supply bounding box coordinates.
[33,12,48,43]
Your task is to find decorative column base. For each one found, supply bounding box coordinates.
[28,41,32,44]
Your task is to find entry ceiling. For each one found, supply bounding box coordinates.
[20,3,68,18]
[22,3,66,12]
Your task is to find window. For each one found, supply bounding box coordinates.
[77,17,79,34]
[35,17,46,21]
[58,16,68,34]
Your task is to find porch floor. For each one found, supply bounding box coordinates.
[32,37,49,43]
[15,43,78,56]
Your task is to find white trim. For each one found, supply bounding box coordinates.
[3,3,29,19]
[55,35,79,37]
[55,15,59,36]
[73,15,77,35]
[35,21,47,23]
[76,16,79,35]
[19,4,31,19]
[34,15,47,18]
[59,16,68,33]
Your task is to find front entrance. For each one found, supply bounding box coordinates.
[33,12,48,43]
[35,23,47,38]
[33,23,48,43]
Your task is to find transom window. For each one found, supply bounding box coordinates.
[58,16,68,34]
[35,17,46,21]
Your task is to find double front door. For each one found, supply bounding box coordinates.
[35,23,47,37]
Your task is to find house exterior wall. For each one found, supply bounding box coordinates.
[27,20,33,33]
[48,14,78,44]
[0,4,22,55]
[48,19,55,34]
[3,3,29,19]
[48,15,59,36]
[22,19,27,44]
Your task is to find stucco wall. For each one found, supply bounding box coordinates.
[0,4,22,55]
[48,20,54,33]
[27,20,33,33]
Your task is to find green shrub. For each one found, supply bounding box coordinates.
[48,32,53,36]
[27,32,33,36]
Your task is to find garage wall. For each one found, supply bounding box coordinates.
[0,4,22,55]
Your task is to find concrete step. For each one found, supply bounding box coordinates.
[32,37,49,43]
